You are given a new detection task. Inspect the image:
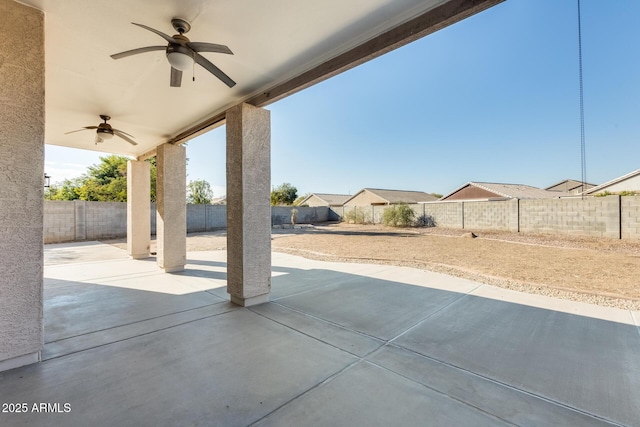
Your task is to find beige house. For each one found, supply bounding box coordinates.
[344,188,438,206]
[546,179,596,195]
[298,193,351,207]
[585,169,640,195]
[440,182,570,201]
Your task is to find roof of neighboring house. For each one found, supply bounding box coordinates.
[440,182,571,200]
[344,188,438,205]
[210,197,227,205]
[545,179,596,192]
[298,193,351,206]
[584,169,640,195]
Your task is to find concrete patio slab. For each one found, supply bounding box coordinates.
[393,295,640,426]
[45,279,224,342]
[0,242,637,426]
[274,274,475,341]
[255,361,511,427]
[2,310,356,427]
[368,345,614,426]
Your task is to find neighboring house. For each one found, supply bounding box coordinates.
[546,179,596,195]
[344,188,438,206]
[297,193,351,207]
[440,182,570,201]
[584,169,640,195]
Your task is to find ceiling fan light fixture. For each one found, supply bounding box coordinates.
[167,47,193,71]
[97,128,114,139]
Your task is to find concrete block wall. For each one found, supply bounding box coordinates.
[462,199,519,231]
[43,201,76,243]
[85,202,127,240]
[340,206,373,224]
[423,202,463,228]
[206,205,227,229]
[519,196,621,238]
[42,197,640,242]
[187,204,207,232]
[150,203,157,235]
[620,196,640,240]
[44,202,329,243]
[271,206,329,226]
[186,205,227,232]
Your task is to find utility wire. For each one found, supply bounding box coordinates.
[577,0,587,197]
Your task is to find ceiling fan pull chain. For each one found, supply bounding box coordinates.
[193,59,196,82]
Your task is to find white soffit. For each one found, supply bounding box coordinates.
[18,0,501,158]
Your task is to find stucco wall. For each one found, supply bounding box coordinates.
[0,1,45,367]
[591,174,640,194]
[346,190,386,206]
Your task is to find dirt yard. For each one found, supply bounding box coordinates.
[104,223,640,310]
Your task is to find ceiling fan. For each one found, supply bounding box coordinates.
[65,115,138,145]
[111,18,236,88]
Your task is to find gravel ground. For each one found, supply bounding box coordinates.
[103,223,640,311]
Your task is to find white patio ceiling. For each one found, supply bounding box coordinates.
[19,0,502,159]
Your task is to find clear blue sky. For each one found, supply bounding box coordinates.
[46,0,640,197]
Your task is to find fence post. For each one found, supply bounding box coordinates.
[618,195,622,239]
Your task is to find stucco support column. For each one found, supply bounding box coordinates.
[0,1,44,372]
[226,103,271,306]
[127,160,151,259]
[156,143,186,272]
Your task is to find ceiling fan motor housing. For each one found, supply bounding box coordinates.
[97,125,114,138]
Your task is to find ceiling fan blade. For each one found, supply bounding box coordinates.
[113,131,138,146]
[131,23,176,44]
[64,126,98,134]
[170,67,183,87]
[111,46,166,60]
[194,53,236,88]
[187,42,233,55]
[112,128,135,138]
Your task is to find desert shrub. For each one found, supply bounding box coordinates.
[416,214,436,227]
[594,191,612,197]
[595,190,637,197]
[344,208,370,224]
[382,203,415,227]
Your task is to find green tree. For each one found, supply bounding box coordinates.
[270,182,298,205]
[44,155,157,202]
[147,156,157,203]
[187,179,214,204]
[45,178,83,200]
